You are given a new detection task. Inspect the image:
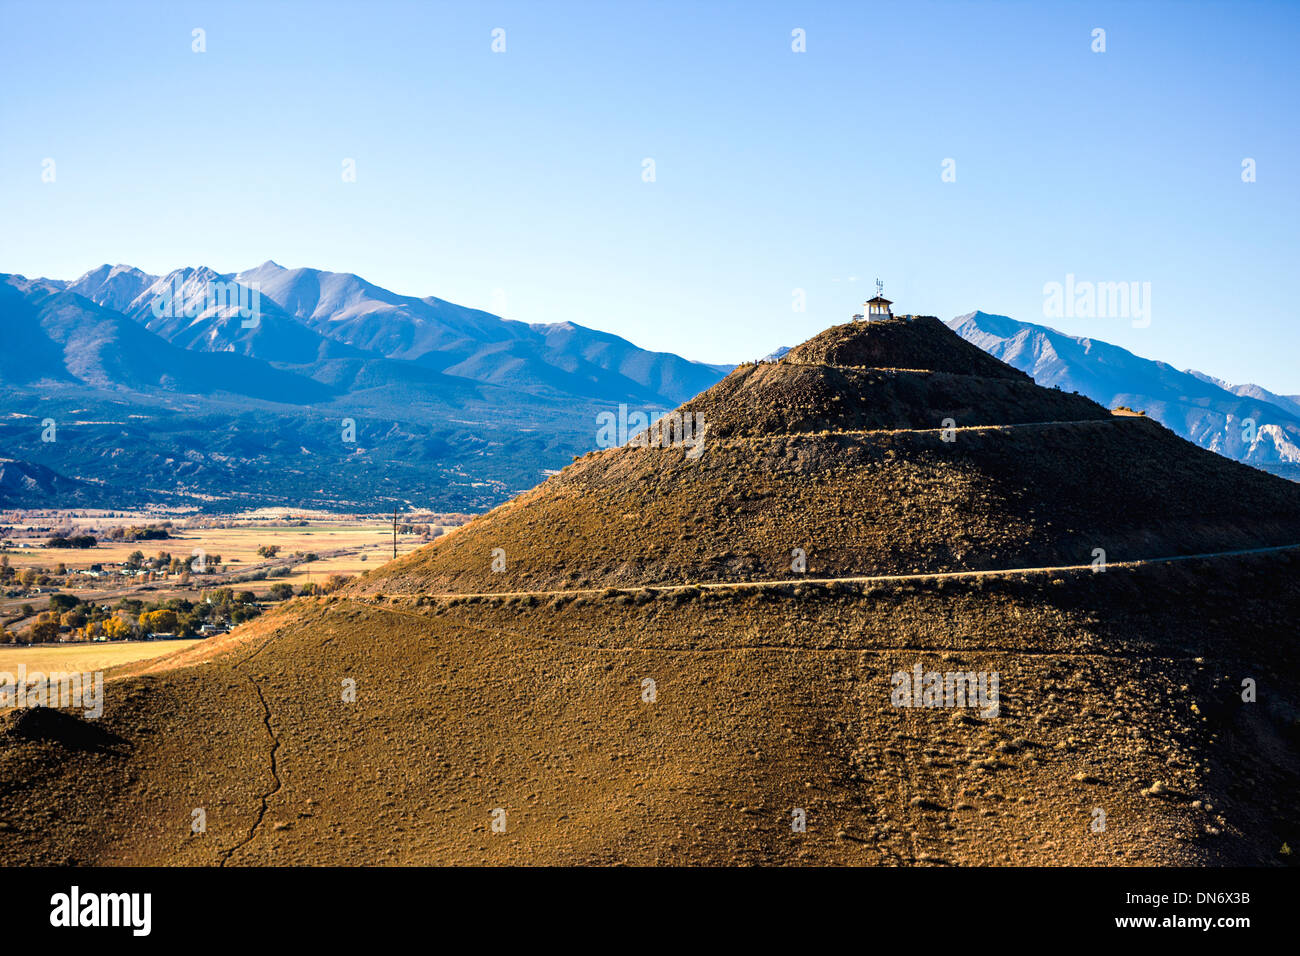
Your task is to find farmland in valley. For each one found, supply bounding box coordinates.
[0,508,469,658]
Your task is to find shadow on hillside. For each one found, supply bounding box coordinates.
[2,706,128,754]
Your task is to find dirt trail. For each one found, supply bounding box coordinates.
[704,417,1124,443]
[412,542,1300,602]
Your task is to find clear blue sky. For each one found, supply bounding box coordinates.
[2,0,1296,391]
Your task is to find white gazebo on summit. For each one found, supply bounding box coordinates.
[852,279,894,322]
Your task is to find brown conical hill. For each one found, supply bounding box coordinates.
[782,314,1027,378]
[683,316,1108,439]
[675,360,1106,438]
[354,318,1300,596]
[4,316,1300,868]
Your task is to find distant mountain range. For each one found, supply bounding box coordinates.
[0,263,731,510]
[4,272,1296,512]
[948,311,1300,480]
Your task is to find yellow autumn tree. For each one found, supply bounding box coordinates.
[103,617,132,640]
[138,609,179,633]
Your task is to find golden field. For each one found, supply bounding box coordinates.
[0,639,200,675]
[2,518,428,573]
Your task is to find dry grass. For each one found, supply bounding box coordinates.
[3,552,1297,865]
[0,639,200,676]
[356,416,1300,596]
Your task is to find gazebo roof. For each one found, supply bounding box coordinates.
[865,295,893,306]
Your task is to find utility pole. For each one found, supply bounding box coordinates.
[392,507,398,560]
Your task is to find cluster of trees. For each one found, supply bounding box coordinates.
[2,585,282,644]
[27,619,61,643]
[44,534,97,549]
[265,575,349,599]
[1,559,52,591]
[5,593,94,644]
[40,590,264,642]
[123,589,264,637]
[123,550,221,574]
[0,555,356,645]
[23,593,102,643]
[106,523,172,542]
[296,574,351,597]
[398,524,443,539]
[256,544,280,558]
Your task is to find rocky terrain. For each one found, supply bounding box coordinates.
[0,265,730,511]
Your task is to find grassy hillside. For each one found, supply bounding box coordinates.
[3,550,1296,865]
[3,316,1297,867]
[357,318,1300,595]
